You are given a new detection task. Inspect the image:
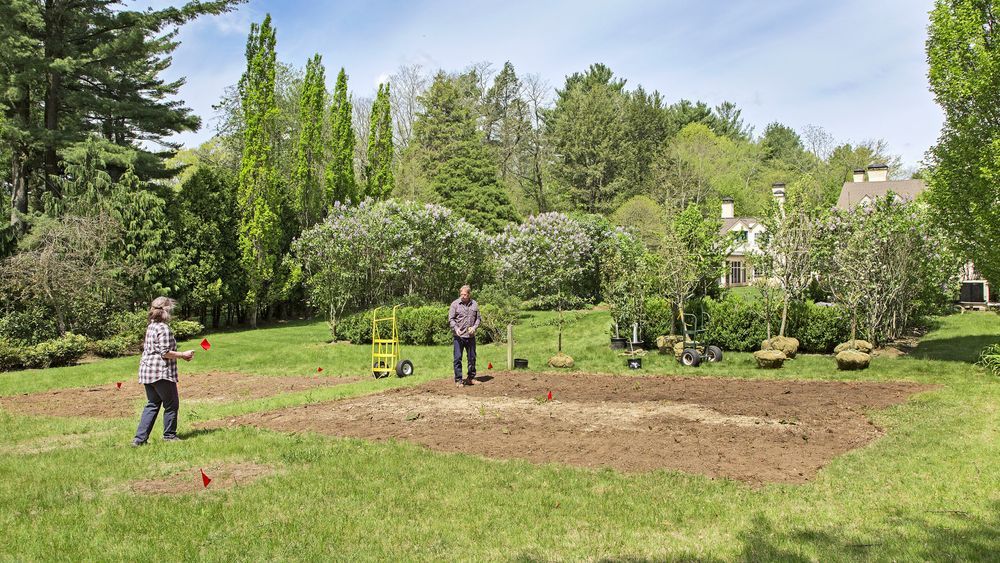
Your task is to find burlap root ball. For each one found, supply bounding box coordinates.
[753,349,787,369]
[834,340,874,354]
[760,336,800,358]
[835,349,871,370]
[548,352,575,368]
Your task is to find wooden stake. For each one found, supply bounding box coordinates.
[507,323,514,370]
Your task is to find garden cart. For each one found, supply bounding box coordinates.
[678,309,724,367]
[371,305,414,378]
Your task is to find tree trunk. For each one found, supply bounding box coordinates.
[9,92,31,229]
[249,304,258,329]
[43,0,63,201]
[779,295,789,337]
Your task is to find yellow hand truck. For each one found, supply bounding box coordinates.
[371,305,414,378]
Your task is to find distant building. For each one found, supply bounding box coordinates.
[835,164,992,308]
[717,184,784,288]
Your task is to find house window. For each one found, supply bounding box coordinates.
[734,230,748,243]
[727,260,746,286]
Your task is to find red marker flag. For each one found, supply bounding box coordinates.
[201,468,212,488]
[317,367,323,373]
[116,381,122,389]
[487,362,493,370]
[200,338,211,351]
[547,391,552,401]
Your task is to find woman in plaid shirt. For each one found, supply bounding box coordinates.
[132,297,195,447]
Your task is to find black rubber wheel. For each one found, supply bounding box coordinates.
[681,348,702,367]
[395,359,414,377]
[373,361,389,379]
[705,345,723,363]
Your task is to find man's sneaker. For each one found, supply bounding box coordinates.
[131,438,146,447]
[456,381,464,388]
[162,435,183,442]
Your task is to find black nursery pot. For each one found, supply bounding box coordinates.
[610,337,628,350]
[513,358,529,369]
[626,357,642,369]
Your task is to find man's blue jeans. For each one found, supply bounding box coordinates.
[453,336,476,381]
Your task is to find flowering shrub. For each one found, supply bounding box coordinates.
[293,199,492,338]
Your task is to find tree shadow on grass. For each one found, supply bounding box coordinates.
[736,502,999,561]
[908,335,1000,363]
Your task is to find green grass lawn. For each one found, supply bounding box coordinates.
[0,309,998,560]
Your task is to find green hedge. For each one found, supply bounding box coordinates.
[334,303,516,346]
[0,333,88,371]
[643,294,849,353]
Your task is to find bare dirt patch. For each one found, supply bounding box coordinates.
[128,461,277,495]
[0,373,358,419]
[213,372,934,485]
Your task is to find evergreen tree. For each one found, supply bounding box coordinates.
[327,67,356,204]
[237,14,281,328]
[292,54,327,229]
[545,63,628,213]
[0,0,240,225]
[366,83,394,199]
[411,72,519,232]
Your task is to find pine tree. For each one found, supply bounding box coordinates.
[411,72,520,232]
[327,67,356,204]
[0,0,240,224]
[237,14,281,328]
[293,54,327,229]
[366,83,394,199]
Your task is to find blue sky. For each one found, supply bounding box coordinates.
[159,0,940,168]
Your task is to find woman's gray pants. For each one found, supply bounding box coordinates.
[134,379,179,442]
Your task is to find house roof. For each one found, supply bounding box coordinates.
[836,179,926,210]
[720,217,760,234]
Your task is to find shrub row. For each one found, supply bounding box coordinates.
[334,303,518,346]
[644,294,850,353]
[0,316,206,370]
[0,333,88,371]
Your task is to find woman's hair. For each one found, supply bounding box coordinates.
[148,296,175,323]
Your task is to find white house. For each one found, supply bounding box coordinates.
[717,184,784,288]
[836,164,992,308]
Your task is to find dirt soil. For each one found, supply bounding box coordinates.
[211,372,935,485]
[128,461,277,495]
[0,373,357,419]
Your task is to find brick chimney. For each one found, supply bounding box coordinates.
[853,168,865,182]
[721,197,734,219]
[771,182,786,207]
[866,163,888,182]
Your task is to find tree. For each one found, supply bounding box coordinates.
[236,14,281,328]
[365,83,394,199]
[926,0,1000,287]
[410,72,520,232]
[0,214,124,335]
[760,122,805,162]
[601,231,658,340]
[756,193,819,337]
[545,63,628,213]
[610,195,666,253]
[327,67,356,205]
[292,54,327,229]
[495,213,594,352]
[0,0,241,224]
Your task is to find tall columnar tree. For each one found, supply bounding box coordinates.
[292,54,327,229]
[926,0,1000,287]
[237,14,281,328]
[327,67,356,204]
[365,83,394,199]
